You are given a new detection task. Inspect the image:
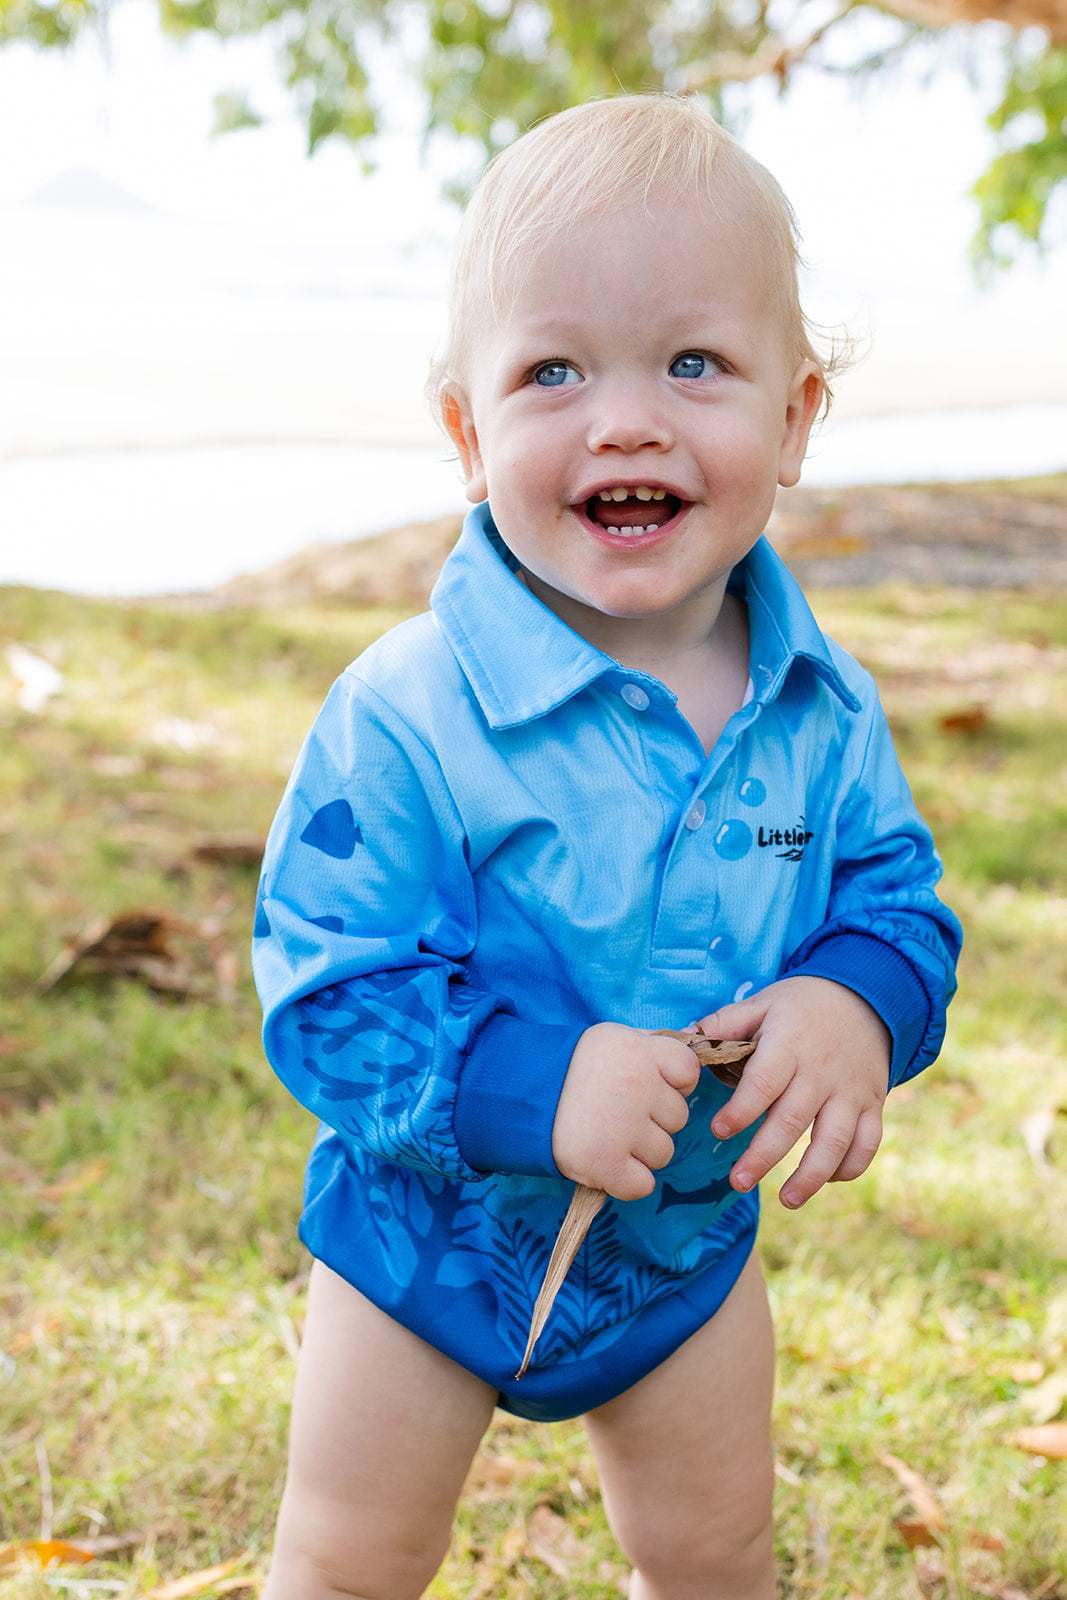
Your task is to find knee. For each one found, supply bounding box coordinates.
[265,1499,452,1600]
[612,1493,775,1597]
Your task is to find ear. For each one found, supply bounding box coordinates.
[442,391,488,505]
[777,363,824,489]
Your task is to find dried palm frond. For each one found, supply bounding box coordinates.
[515,1027,755,1377]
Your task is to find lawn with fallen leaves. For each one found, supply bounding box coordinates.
[1,556,1065,1599]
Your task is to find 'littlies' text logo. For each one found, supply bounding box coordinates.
[758,818,814,863]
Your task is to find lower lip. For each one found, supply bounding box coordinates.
[577,502,689,549]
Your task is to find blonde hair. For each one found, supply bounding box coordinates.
[429,93,838,419]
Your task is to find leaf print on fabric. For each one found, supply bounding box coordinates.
[545,1208,665,1362]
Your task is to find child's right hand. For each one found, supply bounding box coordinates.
[551,1024,701,1200]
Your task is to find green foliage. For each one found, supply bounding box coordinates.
[3,0,1067,260]
[973,42,1067,268]
[0,0,92,46]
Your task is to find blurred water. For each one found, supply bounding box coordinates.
[3,197,1066,597]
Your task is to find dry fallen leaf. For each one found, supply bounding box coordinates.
[38,909,200,996]
[190,835,266,868]
[939,706,990,736]
[4,643,64,713]
[879,1453,946,1530]
[526,1504,586,1581]
[464,1451,540,1502]
[1019,1367,1067,1424]
[0,1539,95,1572]
[148,1553,252,1599]
[1022,1109,1058,1176]
[1015,1423,1067,1458]
[896,1519,941,1550]
[514,1029,756,1378]
[36,1157,109,1203]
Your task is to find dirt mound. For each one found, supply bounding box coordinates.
[204,479,1067,610]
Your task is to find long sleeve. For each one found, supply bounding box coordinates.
[252,671,581,1183]
[783,692,961,1086]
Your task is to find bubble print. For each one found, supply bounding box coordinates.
[734,981,755,1003]
[713,819,753,861]
[739,778,766,807]
[710,933,737,962]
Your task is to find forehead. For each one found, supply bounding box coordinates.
[484,194,785,350]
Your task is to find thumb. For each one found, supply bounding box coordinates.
[697,991,769,1042]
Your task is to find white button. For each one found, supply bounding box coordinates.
[685,800,706,830]
[621,683,650,711]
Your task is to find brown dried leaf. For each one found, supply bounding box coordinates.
[896,1519,941,1549]
[190,835,265,868]
[654,1028,757,1087]
[526,1504,585,1580]
[514,1029,754,1378]
[1015,1422,1067,1458]
[148,1553,251,1599]
[36,1157,109,1202]
[515,1185,607,1378]
[1020,1367,1067,1424]
[939,706,990,735]
[0,1539,95,1572]
[464,1451,540,1500]
[37,908,228,1001]
[38,910,195,994]
[879,1453,946,1529]
[499,1521,526,1572]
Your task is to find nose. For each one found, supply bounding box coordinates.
[585,376,674,455]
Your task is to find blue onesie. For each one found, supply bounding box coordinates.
[252,502,961,1422]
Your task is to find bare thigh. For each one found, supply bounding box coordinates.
[264,1261,499,1600]
[583,1252,776,1600]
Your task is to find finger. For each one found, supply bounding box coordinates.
[608,1156,658,1203]
[633,1123,676,1175]
[777,1101,868,1209]
[655,1039,703,1097]
[696,990,772,1042]
[710,1046,797,1140]
[651,1085,692,1138]
[827,1106,883,1184]
[725,1080,821,1193]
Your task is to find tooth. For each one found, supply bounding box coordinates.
[611,487,628,502]
[607,526,621,535]
[635,486,653,501]
[652,489,666,500]
[598,490,613,501]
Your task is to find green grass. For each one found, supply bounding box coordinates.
[1,575,1065,1599]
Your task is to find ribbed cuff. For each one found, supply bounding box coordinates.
[453,1013,584,1177]
[785,931,930,1087]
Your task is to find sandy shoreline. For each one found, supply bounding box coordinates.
[197,479,1067,610]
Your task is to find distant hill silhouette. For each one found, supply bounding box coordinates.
[27,167,153,211]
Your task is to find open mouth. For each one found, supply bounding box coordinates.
[584,485,684,537]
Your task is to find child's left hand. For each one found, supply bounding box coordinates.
[696,976,891,1210]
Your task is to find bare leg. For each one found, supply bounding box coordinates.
[263,1261,498,1600]
[583,1252,776,1600]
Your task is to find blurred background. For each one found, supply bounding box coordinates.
[1,0,1066,597]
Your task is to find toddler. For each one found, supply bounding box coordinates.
[253,94,961,1600]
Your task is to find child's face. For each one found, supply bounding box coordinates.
[447,190,822,646]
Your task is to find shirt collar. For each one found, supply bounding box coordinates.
[430,501,860,728]
[741,534,862,712]
[430,503,613,729]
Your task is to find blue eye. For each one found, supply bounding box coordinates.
[533,361,580,387]
[670,352,718,380]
